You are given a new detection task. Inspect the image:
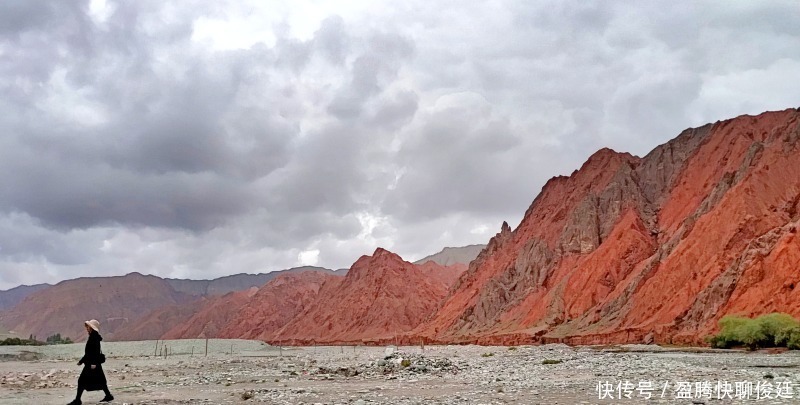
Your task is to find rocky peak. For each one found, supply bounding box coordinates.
[347,248,408,280]
[578,148,639,174]
[478,221,515,263]
[372,247,396,258]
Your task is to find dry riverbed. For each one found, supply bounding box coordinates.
[1,340,800,404]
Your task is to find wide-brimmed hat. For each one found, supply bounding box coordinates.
[84,319,100,332]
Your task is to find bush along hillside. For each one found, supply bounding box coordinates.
[0,334,45,346]
[0,332,72,346]
[707,313,800,350]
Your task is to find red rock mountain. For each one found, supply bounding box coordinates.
[409,108,800,345]
[0,267,342,342]
[0,284,51,311]
[0,273,193,342]
[160,288,259,339]
[113,253,468,342]
[218,271,342,340]
[270,248,466,344]
[111,300,207,341]
[111,270,343,341]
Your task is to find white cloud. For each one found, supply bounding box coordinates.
[88,0,114,25]
[297,249,320,266]
[689,58,800,124]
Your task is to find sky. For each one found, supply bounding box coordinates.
[1,0,799,290]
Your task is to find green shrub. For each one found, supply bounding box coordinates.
[707,315,749,349]
[708,313,800,350]
[757,313,799,346]
[0,337,44,346]
[787,329,800,350]
[542,359,562,365]
[0,338,24,346]
[481,352,494,357]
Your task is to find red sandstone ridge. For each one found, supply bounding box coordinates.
[0,273,193,342]
[410,108,800,346]
[218,271,342,340]
[160,288,259,339]
[112,299,207,341]
[270,248,466,345]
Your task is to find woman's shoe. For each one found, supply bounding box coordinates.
[100,394,114,402]
[66,400,81,405]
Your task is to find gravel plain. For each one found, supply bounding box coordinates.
[1,340,800,404]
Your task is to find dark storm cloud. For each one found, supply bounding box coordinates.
[1,2,297,231]
[385,93,528,221]
[0,213,93,266]
[327,32,414,119]
[0,1,87,38]
[0,1,54,34]
[0,0,799,289]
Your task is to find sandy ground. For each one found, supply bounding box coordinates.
[2,340,800,404]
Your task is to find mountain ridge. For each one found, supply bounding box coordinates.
[408,107,800,345]
[268,248,467,345]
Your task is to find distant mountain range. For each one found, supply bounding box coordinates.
[163,266,341,296]
[414,244,486,266]
[0,267,344,313]
[0,266,341,341]
[0,245,480,342]
[0,284,52,311]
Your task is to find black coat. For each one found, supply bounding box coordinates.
[78,330,107,391]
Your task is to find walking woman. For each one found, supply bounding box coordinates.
[68,319,114,404]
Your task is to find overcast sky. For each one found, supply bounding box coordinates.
[1,0,799,290]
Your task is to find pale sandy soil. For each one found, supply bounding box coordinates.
[2,341,800,404]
